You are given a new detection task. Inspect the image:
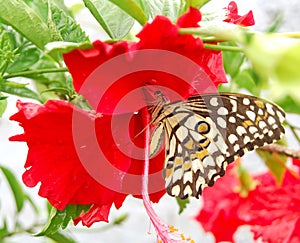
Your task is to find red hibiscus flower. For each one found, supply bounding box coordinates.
[225,1,255,26]
[195,162,300,243]
[195,164,245,242]
[11,8,227,228]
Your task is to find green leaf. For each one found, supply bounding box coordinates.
[0,166,25,212]
[222,43,245,79]
[50,3,90,43]
[23,55,66,85]
[24,194,40,214]
[0,220,8,240]
[0,0,51,50]
[266,14,282,33]
[108,0,147,26]
[37,205,90,236]
[36,208,67,236]
[0,93,7,117]
[233,69,258,95]
[175,197,190,214]
[63,205,90,229]
[0,25,14,74]
[83,0,135,40]
[276,95,300,115]
[1,80,29,88]
[47,1,63,42]
[7,45,41,73]
[0,25,41,74]
[0,81,41,101]
[45,232,76,243]
[137,0,186,22]
[257,149,287,186]
[23,0,48,23]
[185,0,210,8]
[237,163,258,197]
[111,213,128,225]
[45,41,92,56]
[35,82,60,102]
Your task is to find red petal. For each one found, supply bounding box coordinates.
[252,215,300,243]
[10,100,130,216]
[176,7,201,28]
[292,157,300,168]
[225,1,255,26]
[63,13,227,115]
[195,165,245,242]
[74,204,111,227]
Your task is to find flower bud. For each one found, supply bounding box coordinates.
[243,34,300,101]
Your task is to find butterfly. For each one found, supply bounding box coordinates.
[149,91,285,199]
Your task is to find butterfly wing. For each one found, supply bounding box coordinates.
[153,93,285,199]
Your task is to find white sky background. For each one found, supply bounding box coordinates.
[0,0,300,242]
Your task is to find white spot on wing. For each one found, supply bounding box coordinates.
[210,97,219,107]
[217,117,227,128]
[276,110,285,122]
[192,159,204,173]
[176,126,188,141]
[237,126,247,136]
[243,98,250,105]
[171,185,181,196]
[207,142,218,154]
[150,125,164,157]
[208,169,217,180]
[216,155,224,167]
[234,144,240,152]
[183,171,193,184]
[249,126,258,134]
[183,185,193,196]
[246,110,256,121]
[259,121,267,129]
[217,107,229,115]
[172,168,183,183]
[243,136,251,144]
[228,134,238,144]
[203,156,215,167]
[230,99,237,112]
[229,116,236,123]
[266,103,275,115]
[268,116,276,125]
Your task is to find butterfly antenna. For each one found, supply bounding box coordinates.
[134,121,152,139]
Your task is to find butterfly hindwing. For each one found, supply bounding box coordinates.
[150,93,285,199]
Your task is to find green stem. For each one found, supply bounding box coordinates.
[3,67,68,79]
[179,23,250,43]
[204,43,242,52]
[285,120,300,145]
[290,126,300,145]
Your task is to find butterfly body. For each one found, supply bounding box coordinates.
[149,92,285,199]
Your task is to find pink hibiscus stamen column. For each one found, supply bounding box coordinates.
[141,107,194,243]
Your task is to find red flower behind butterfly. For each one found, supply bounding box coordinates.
[10,8,227,227]
[195,161,300,243]
[225,1,255,26]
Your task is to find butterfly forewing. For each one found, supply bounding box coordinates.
[150,93,285,199]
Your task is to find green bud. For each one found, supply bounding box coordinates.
[243,34,300,102]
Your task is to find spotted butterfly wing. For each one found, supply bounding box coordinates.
[150,92,285,199]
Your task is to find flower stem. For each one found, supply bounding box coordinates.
[203,43,242,52]
[179,22,249,44]
[285,120,300,145]
[3,67,68,79]
[259,144,300,160]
